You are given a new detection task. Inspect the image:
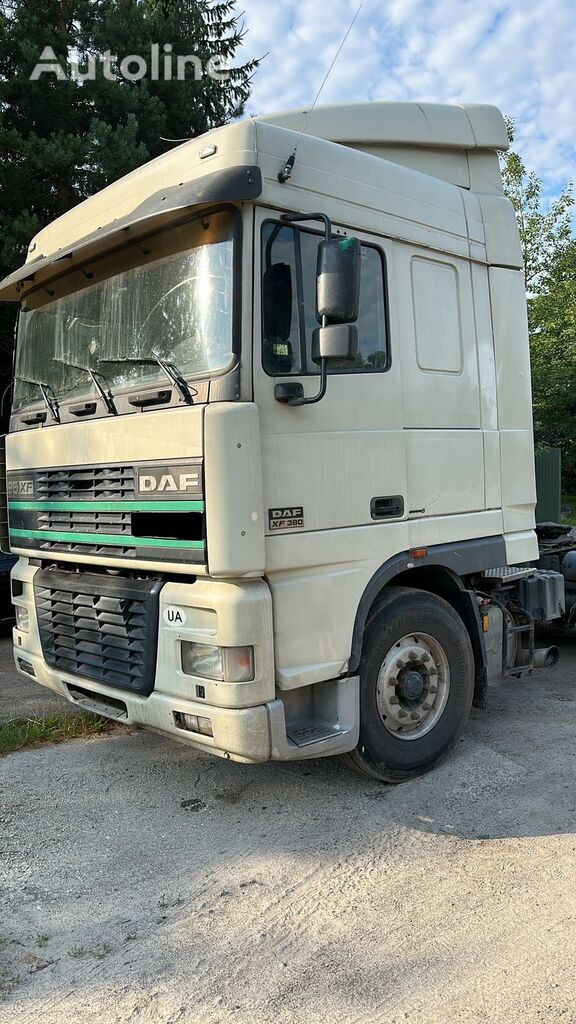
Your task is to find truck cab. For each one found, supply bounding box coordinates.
[0,102,561,781]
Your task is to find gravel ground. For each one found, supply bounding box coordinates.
[1,632,576,1023]
[0,632,81,724]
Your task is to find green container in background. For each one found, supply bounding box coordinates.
[534,447,561,524]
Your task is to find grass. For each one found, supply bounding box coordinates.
[157,893,184,909]
[0,712,114,756]
[67,943,111,960]
[90,943,112,960]
[0,969,19,999]
[561,494,576,526]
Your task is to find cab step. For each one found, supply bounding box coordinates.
[286,723,344,747]
[267,677,360,761]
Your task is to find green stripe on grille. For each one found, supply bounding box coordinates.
[9,528,204,550]
[9,500,204,512]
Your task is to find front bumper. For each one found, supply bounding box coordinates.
[13,646,358,764]
[12,557,358,763]
[12,557,276,761]
[13,646,273,762]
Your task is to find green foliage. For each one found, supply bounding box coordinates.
[0,711,112,755]
[501,147,573,291]
[530,241,576,485]
[501,123,576,488]
[0,0,258,418]
[560,494,576,526]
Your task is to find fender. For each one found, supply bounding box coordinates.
[347,534,507,699]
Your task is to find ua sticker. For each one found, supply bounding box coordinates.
[163,606,187,627]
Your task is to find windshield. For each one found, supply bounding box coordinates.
[13,209,237,413]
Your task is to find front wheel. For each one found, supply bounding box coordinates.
[345,587,474,783]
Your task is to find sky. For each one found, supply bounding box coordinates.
[236,0,575,203]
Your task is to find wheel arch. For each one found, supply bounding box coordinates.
[347,538,505,709]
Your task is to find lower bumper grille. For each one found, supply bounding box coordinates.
[34,569,163,695]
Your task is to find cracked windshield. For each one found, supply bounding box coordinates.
[13,209,236,412]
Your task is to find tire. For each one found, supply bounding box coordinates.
[344,587,474,783]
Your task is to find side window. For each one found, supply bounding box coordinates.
[411,257,462,373]
[262,223,303,376]
[262,222,388,376]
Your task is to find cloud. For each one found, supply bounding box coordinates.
[236,0,575,198]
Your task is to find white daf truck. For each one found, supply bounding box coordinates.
[0,101,567,782]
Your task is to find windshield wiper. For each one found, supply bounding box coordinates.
[54,359,118,416]
[16,376,60,423]
[100,357,197,405]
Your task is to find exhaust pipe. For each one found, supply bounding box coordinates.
[534,646,560,668]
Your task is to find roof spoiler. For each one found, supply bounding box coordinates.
[0,165,261,302]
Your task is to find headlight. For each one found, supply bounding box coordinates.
[15,606,29,633]
[181,642,254,682]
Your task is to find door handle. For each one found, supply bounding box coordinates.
[371,495,404,520]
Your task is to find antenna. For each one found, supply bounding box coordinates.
[277,2,363,184]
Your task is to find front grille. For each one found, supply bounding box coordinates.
[35,465,135,501]
[34,540,138,557]
[8,461,206,564]
[38,510,131,534]
[34,568,163,695]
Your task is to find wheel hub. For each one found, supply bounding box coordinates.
[396,669,425,702]
[375,633,450,741]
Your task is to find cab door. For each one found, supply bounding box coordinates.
[252,207,407,546]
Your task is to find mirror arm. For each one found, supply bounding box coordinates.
[300,358,327,405]
[273,213,353,409]
[274,311,331,408]
[274,359,328,407]
[281,211,332,242]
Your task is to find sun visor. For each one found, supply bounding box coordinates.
[0,165,261,301]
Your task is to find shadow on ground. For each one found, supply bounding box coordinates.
[2,632,576,1022]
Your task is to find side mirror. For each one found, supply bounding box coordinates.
[316,237,361,324]
[273,215,362,409]
[312,324,357,364]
